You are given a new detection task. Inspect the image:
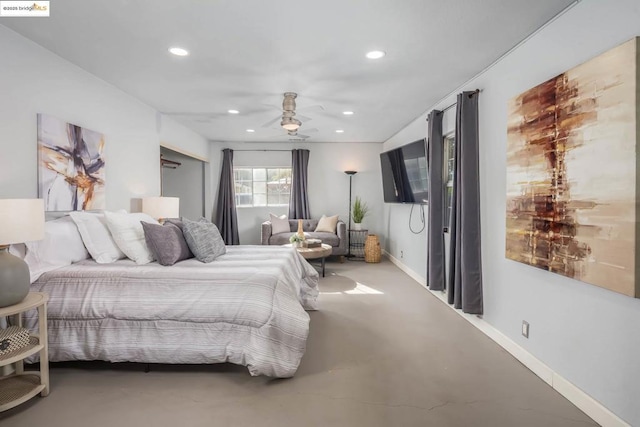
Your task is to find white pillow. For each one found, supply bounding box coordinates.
[270,213,290,234]
[23,216,90,283]
[104,211,159,264]
[315,215,339,233]
[70,210,126,264]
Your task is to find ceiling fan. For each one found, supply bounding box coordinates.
[261,92,319,132]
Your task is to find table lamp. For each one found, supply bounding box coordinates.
[0,199,45,307]
[142,197,179,222]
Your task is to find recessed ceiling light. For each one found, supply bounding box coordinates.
[336,130,345,133]
[246,129,255,133]
[228,110,239,114]
[343,111,354,116]
[366,50,386,59]
[168,47,189,56]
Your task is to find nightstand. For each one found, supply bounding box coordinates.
[0,292,49,412]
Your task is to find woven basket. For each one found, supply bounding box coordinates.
[364,234,381,263]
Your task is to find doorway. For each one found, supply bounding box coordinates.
[160,146,205,220]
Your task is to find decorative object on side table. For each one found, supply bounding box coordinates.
[0,292,50,412]
[289,233,305,248]
[304,238,322,248]
[364,234,382,263]
[296,219,306,241]
[352,196,369,231]
[0,199,45,308]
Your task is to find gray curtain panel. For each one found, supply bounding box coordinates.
[426,110,445,291]
[288,149,311,219]
[214,149,240,245]
[448,91,483,314]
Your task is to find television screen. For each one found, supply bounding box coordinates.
[380,139,428,204]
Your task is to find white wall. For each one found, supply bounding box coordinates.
[383,0,640,424]
[212,142,383,245]
[0,25,210,211]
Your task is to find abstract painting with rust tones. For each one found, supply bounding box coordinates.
[506,38,639,298]
[38,114,106,211]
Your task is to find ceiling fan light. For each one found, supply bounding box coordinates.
[281,117,301,131]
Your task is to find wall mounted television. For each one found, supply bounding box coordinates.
[380,139,428,204]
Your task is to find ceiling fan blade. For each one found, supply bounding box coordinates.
[294,134,311,139]
[261,116,281,128]
[240,107,276,116]
[262,131,290,139]
[261,103,283,111]
[265,135,295,140]
[296,114,313,122]
[298,104,325,112]
[300,128,318,133]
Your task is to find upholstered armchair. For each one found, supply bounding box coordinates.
[261,219,347,256]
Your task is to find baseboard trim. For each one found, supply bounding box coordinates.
[383,252,630,427]
[383,250,427,288]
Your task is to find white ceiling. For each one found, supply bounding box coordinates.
[2,0,574,143]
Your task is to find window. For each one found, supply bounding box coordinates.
[443,135,455,229]
[404,155,428,196]
[234,167,292,207]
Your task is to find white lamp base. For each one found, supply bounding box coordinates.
[0,247,30,308]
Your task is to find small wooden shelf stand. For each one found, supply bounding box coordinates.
[0,292,49,412]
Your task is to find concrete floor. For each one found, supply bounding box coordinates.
[0,259,597,427]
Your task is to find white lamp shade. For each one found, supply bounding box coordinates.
[142,197,180,219]
[0,199,45,245]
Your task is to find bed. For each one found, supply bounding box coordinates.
[24,245,319,378]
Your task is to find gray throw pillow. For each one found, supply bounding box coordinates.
[163,218,185,230]
[141,222,193,266]
[165,217,209,231]
[182,218,226,263]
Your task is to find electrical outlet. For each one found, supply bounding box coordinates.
[400,250,404,258]
[522,321,530,338]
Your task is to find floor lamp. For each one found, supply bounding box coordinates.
[344,170,357,257]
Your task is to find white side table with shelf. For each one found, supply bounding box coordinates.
[0,292,49,412]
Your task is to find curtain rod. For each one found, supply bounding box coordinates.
[426,89,482,121]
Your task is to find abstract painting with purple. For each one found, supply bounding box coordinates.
[37,114,106,211]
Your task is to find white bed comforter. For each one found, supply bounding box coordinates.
[26,245,319,377]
